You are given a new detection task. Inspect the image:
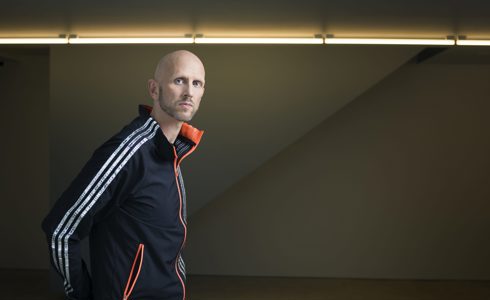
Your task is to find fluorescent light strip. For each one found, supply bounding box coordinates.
[68,37,194,44]
[0,38,68,44]
[325,38,455,46]
[456,39,490,46]
[6,36,490,46]
[195,37,323,44]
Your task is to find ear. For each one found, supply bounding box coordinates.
[148,79,159,101]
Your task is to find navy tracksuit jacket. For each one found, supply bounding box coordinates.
[42,105,203,300]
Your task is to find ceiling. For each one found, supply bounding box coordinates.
[1,0,490,38]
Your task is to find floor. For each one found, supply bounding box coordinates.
[3,269,490,300]
[188,275,490,300]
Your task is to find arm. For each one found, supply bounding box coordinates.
[41,136,131,300]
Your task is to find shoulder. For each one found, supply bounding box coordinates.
[88,117,158,170]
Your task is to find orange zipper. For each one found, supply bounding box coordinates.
[123,243,145,300]
[172,145,196,300]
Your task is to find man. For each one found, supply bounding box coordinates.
[42,50,206,300]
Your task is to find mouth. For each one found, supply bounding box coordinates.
[178,102,193,108]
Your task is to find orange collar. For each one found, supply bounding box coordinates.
[141,104,204,145]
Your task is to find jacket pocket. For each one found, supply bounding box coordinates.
[123,243,145,300]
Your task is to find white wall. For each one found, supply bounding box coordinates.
[186,62,490,280]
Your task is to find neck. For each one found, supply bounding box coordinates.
[150,105,183,144]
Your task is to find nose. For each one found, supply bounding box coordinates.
[183,83,194,99]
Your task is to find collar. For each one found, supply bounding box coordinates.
[138,104,204,161]
[139,104,204,145]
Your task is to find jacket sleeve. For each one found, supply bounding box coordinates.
[41,136,133,300]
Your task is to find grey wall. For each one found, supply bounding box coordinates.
[45,45,490,280]
[0,47,50,269]
[49,44,416,215]
[186,62,490,280]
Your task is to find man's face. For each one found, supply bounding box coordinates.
[157,58,205,122]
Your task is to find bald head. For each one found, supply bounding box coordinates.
[154,50,205,83]
[148,50,206,124]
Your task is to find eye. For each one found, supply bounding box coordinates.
[174,78,184,84]
[193,80,203,88]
